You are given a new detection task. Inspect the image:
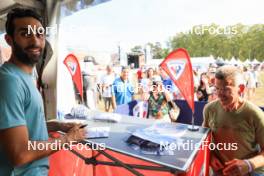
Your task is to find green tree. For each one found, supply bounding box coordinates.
[131,24,264,62]
[131,45,143,53]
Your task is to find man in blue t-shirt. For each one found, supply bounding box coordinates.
[112,66,134,109]
[0,8,86,176]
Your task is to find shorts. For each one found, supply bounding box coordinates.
[103,97,112,109]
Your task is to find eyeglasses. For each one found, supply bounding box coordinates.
[215,86,233,94]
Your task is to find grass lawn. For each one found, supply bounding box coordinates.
[251,71,264,107]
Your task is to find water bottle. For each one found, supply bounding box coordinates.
[57,110,65,121]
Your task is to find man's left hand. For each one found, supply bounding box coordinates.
[223,159,249,176]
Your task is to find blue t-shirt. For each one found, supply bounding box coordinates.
[112,77,134,105]
[0,63,49,176]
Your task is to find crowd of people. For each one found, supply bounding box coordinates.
[82,65,181,122]
[85,62,263,116]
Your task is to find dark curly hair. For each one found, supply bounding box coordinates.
[5,8,43,36]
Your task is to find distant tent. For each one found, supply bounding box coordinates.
[244,59,251,65]
[252,58,260,64]
[190,56,215,72]
[84,56,99,65]
[236,59,243,66]
[229,57,237,65]
[215,57,226,66]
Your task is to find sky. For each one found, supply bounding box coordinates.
[1,0,264,53]
[59,0,264,53]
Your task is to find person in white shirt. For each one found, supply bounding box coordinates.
[101,65,116,112]
[244,66,256,100]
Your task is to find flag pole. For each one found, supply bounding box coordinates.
[159,48,198,131]
[188,111,199,131]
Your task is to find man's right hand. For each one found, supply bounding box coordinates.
[211,153,225,172]
[64,124,86,143]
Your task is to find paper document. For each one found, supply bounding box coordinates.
[85,126,110,138]
[132,122,187,145]
[92,113,122,123]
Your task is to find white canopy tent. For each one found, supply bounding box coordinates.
[244,59,251,65]
[252,58,260,64]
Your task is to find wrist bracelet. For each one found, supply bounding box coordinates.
[244,159,253,173]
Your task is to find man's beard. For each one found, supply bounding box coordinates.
[13,40,44,66]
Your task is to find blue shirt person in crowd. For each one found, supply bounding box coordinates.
[112,66,135,109]
[0,8,85,176]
